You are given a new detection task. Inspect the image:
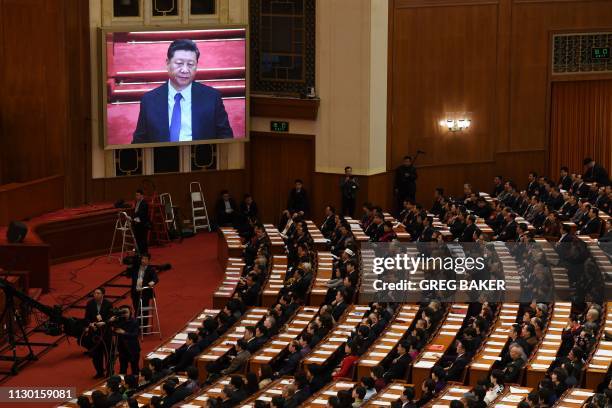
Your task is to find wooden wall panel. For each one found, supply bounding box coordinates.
[388,3,498,169]
[0,0,89,205]
[249,133,315,223]
[509,1,612,152]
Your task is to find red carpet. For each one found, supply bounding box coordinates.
[1,232,224,408]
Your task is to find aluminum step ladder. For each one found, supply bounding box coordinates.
[108,211,138,263]
[159,193,178,239]
[190,182,211,233]
[137,287,162,339]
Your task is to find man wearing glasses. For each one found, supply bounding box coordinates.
[132,39,233,144]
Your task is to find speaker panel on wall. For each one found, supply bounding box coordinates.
[191,144,217,171]
[115,148,143,177]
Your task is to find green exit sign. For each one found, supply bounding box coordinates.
[592,47,610,60]
[270,121,289,132]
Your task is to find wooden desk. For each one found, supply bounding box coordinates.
[263,224,286,255]
[178,375,235,407]
[145,308,220,364]
[132,375,189,407]
[261,255,288,306]
[469,303,520,385]
[235,377,295,407]
[357,304,419,379]
[249,306,320,374]
[302,380,357,406]
[525,302,572,387]
[490,386,532,407]
[412,304,469,396]
[534,239,571,299]
[213,258,243,309]
[490,243,522,298]
[309,251,333,306]
[345,217,370,242]
[362,381,412,407]
[427,385,472,407]
[303,305,371,370]
[195,307,269,382]
[217,227,244,270]
[383,212,412,241]
[585,302,611,389]
[305,220,330,251]
[553,388,595,408]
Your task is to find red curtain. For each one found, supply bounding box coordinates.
[549,80,612,178]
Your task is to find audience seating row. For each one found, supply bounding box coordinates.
[585,301,611,389]
[213,258,244,309]
[261,255,289,307]
[309,251,334,306]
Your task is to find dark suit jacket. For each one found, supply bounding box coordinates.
[384,353,411,380]
[161,387,192,408]
[134,199,150,227]
[580,218,602,235]
[445,353,470,381]
[584,164,610,186]
[459,224,477,242]
[221,349,251,375]
[84,299,113,324]
[173,343,201,372]
[132,81,233,144]
[130,265,160,296]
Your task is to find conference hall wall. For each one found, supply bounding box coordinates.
[388,0,612,204]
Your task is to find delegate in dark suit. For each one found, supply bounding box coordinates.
[133,194,150,255]
[115,313,141,375]
[132,81,233,144]
[84,296,113,377]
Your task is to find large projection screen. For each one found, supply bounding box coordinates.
[100,26,248,149]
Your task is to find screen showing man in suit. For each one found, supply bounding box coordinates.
[103,28,246,148]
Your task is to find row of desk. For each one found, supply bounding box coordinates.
[261,254,289,307]
[525,302,572,387]
[411,304,470,393]
[309,251,334,306]
[213,257,244,309]
[303,305,372,370]
[469,303,521,386]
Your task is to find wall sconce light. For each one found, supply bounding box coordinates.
[440,118,471,132]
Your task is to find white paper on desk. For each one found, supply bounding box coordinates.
[564,399,584,404]
[83,391,93,396]
[141,393,155,398]
[442,395,457,400]
[422,352,443,359]
[195,395,209,401]
[509,387,528,393]
[487,341,506,346]
[170,339,184,345]
[370,401,391,406]
[595,349,612,357]
[174,333,188,340]
[272,340,287,345]
[324,390,337,396]
[370,352,388,357]
[258,396,272,402]
[482,356,501,361]
[312,398,328,404]
[589,364,609,369]
[309,357,326,362]
[471,363,491,369]
[572,391,594,397]
[413,360,435,368]
[147,353,168,360]
[329,337,347,342]
[361,359,379,365]
[268,389,283,395]
[495,404,516,408]
[378,344,393,350]
[212,347,229,352]
[182,405,202,408]
[503,395,524,402]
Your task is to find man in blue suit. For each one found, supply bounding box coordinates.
[132,39,233,144]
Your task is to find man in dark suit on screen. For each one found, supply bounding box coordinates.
[132,39,233,144]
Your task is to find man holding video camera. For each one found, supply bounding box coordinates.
[83,287,113,378]
[110,305,141,375]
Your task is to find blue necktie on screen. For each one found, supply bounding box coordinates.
[169,93,183,142]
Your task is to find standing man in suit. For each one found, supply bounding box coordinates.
[394,156,418,211]
[558,166,572,191]
[132,39,233,144]
[583,157,610,186]
[339,166,360,217]
[84,287,113,378]
[129,254,159,330]
[112,305,141,375]
[133,189,150,255]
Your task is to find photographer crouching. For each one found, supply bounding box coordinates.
[109,305,141,376]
